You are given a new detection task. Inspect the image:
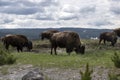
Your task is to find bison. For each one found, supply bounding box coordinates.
[50,31,85,55]
[1,34,32,52]
[40,30,59,40]
[26,40,33,51]
[99,32,117,46]
[113,28,120,37]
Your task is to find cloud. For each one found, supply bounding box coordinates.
[88,20,114,26]
[58,12,78,20]
[0,14,14,24]
[80,6,96,14]
[0,7,40,15]
[110,5,120,15]
[40,0,59,7]
[0,0,44,15]
[110,0,120,1]
[57,5,79,20]
[0,0,12,6]
[0,0,120,29]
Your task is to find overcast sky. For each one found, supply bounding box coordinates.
[0,0,120,29]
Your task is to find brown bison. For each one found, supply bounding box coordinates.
[113,28,120,37]
[1,34,32,52]
[27,40,33,51]
[40,30,59,40]
[50,31,85,55]
[99,32,117,46]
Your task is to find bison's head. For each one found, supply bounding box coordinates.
[41,33,45,40]
[41,32,53,40]
[111,37,118,46]
[24,41,33,51]
[75,45,85,54]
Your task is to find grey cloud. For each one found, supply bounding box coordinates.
[0,0,21,7]
[0,0,39,15]
[0,1,12,6]
[0,7,41,15]
[0,0,36,7]
[4,18,13,24]
[59,15,78,20]
[110,0,120,1]
[110,7,120,15]
[35,13,54,20]
[0,17,13,24]
[40,0,59,7]
[88,20,114,26]
[80,6,96,14]
[0,0,59,16]
[17,1,37,7]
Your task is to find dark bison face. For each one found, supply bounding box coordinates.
[111,37,117,46]
[25,41,33,51]
[41,33,45,40]
[75,45,85,54]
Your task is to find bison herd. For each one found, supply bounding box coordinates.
[1,28,120,55]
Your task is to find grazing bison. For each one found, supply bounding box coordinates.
[113,28,120,37]
[40,30,59,40]
[26,40,33,51]
[50,31,85,55]
[99,32,117,46]
[1,34,32,52]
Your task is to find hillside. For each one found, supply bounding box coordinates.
[0,28,112,40]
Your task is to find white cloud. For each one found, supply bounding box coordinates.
[0,0,120,29]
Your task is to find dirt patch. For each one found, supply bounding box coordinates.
[0,65,115,80]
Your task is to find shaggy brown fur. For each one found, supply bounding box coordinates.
[50,31,85,55]
[2,34,32,52]
[113,28,120,37]
[99,32,117,46]
[40,30,59,40]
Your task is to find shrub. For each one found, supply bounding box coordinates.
[80,63,93,80]
[111,52,120,68]
[0,50,16,65]
[108,73,120,80]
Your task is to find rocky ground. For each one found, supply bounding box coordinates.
[0,45,120,80]
[0,64,113,80]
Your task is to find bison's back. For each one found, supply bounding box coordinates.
[99,32,117,43]
[41,30,59,40]
[51,31,81,48]
[4,35,23,46]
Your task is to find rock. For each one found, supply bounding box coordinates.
[22,68,44,80]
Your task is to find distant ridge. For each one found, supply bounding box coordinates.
[0,28,112,40]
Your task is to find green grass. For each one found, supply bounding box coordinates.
[1,39,120,69]
[12,49,119,69]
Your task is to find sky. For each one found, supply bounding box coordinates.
[0,0,120,29]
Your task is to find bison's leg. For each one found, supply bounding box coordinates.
[51,46,53,55]
[17,46,23,52]
[17,47,20,52]
[99,39,102,45]
[103,39,106,45]
[54,47,57,55]
[111,41,115,47]
[51,44,57,55]
[51,44,54,55]
[5,44,9,50]
[19,47,23,52]
[66,48,72,55]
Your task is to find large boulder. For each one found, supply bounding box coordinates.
[22,68,44,80]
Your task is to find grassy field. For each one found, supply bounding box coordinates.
[1,39,120,69]
[1,39,120,80]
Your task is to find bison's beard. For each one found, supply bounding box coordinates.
[75,45,85,54]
